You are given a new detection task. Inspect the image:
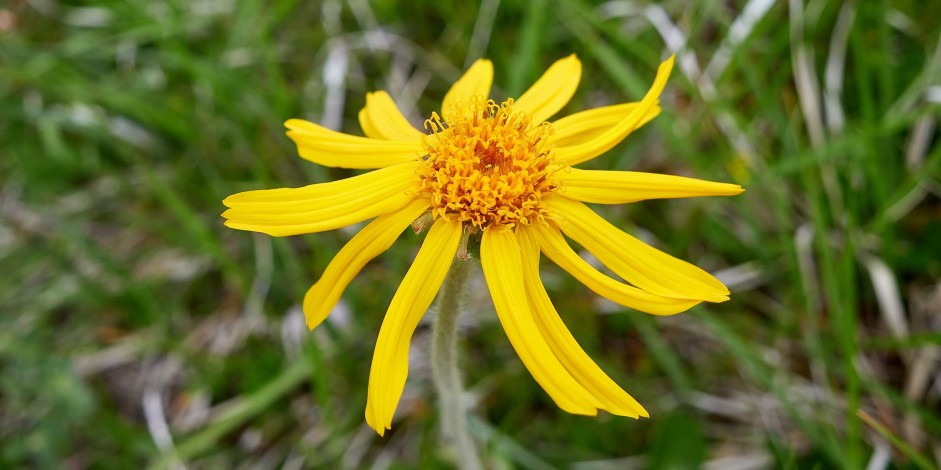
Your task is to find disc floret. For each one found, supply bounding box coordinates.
[417,97,560,230]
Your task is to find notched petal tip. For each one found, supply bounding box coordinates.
[608,404,648,419]
[367,417,390,436]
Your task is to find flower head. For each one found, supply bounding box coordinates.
[418,97,557,230]
[223,54,743,435]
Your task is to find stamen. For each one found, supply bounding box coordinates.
[423,112,446,134]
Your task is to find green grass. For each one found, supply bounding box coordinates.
[2,0,940,468]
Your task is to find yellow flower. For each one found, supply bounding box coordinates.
[223,54,743,435]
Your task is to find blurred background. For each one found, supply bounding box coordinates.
[2,0,940,468]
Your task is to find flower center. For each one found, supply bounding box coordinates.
[417,98,560,230]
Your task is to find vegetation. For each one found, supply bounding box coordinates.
[2,0,939,467]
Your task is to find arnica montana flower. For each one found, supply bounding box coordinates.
[223,54,743,435]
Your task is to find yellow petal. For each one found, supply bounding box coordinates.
[550,101,661,148]
[222,163,418,236]
[514,54,582,124]
[480,228,601,415]
[285,119,420,169]
[358,91,424,141]
[518,228,648,418]
[302,199,430,330]
[365,218,462,435]
[441,59,494,122]
[555,56,675,166]
[531,224,700,315]
[546,197,730,302]
[558,168,744,204]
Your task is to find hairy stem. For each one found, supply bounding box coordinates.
[431,259,481,470]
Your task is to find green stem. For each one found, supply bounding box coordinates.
[431,259,481,470]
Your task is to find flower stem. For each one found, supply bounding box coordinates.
[431,259,481,470]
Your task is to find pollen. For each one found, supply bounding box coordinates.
[417,97,561,230]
